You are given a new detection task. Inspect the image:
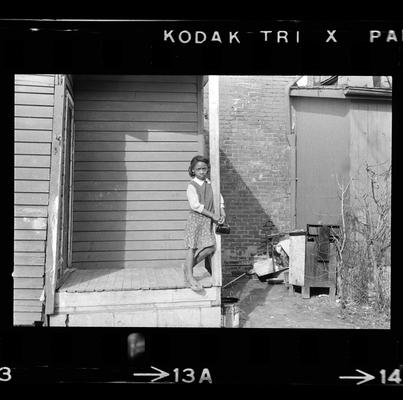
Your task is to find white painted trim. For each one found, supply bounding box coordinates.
[44,75,66,316]
[208,76,222,288]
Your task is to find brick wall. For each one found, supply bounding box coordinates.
[204,75,298,279]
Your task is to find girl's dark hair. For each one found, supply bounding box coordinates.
[188,155,210,177]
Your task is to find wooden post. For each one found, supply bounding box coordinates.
[197,76,206,155]
[208,76,222,287]
[44,75,66,315]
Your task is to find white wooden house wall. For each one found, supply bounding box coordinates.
[72,75,204,271]
[14,74,55,325]
[13,74,217,326]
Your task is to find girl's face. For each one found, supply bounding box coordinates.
[193,161,209,180]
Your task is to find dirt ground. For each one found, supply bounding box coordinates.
[222,275,390,329]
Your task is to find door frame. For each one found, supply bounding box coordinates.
[61,91,75,275]
[44,75,75,317]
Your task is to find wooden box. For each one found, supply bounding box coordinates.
[289,225,339,300]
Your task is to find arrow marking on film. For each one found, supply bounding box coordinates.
[339,369,375,385]
[133,366,170,382]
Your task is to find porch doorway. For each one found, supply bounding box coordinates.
[54,74,213,298]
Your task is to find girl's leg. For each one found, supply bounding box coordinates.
[194,245,216,275]
[184,248,203,291]
[204,254,212,275]
[194,245,216,266]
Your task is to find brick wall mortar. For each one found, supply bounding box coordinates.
[204,75,298,279]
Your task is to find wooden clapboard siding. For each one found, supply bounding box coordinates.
[13,266,45,278]
[75,111,197,122]
[75,132,198,142]
[73,75,202,270]
[75,91,196,102]
[77,75,197,83]
[73,249,186,262]
[15,118,53,130]
[15,85,54,94]
[74,190,185,201]
[15,74,55,86]
[74,260,187,269]
[15,142,52,154]
[15,130,52,143]
[14,240,46,252]
[14,230,47,240]
[73,230,184,241]
[75,121,197,131]
[14,217,47,230]
[15,155,51,168]
[14,206,48,217]
[14,299,44,306]
[14,181,49,193]
[14,253,45,265]
[15,168,50,180]
[73,210,188,221]
[75,161,189,171]
[73,200,188,211]
[74,171,189,181]
[73,220,185,231]
[74,181,187,191]
[14,289,43,300]
[14,74,55,326]
[75,101,197,113]
[14,312,43,325]
[14,93,54,106]
[15,193,49,205]
[73,240,184,251]
[76,80,196,93]
[75,151,195,162]
[15,105,54,118]
[14,277,44,289]
[75,141,197,152]
[14,303,43,312]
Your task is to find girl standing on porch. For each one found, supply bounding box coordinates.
[183,155,226,292]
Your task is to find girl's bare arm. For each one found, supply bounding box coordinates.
[201,208,220,222]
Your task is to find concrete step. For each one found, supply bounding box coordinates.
[50,286,221,327]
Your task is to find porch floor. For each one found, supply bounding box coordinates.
[58,264,212,293]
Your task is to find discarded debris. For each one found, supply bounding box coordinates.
[253,257,275,277]
[275,238,290,257]
[222,272,248,289]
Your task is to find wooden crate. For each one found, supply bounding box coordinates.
[288,226,338,300]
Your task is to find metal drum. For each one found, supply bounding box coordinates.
[221,297,240,328]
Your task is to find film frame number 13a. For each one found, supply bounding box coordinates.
[173,368,212,384]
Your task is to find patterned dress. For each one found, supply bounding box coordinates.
[184,179,216,251]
